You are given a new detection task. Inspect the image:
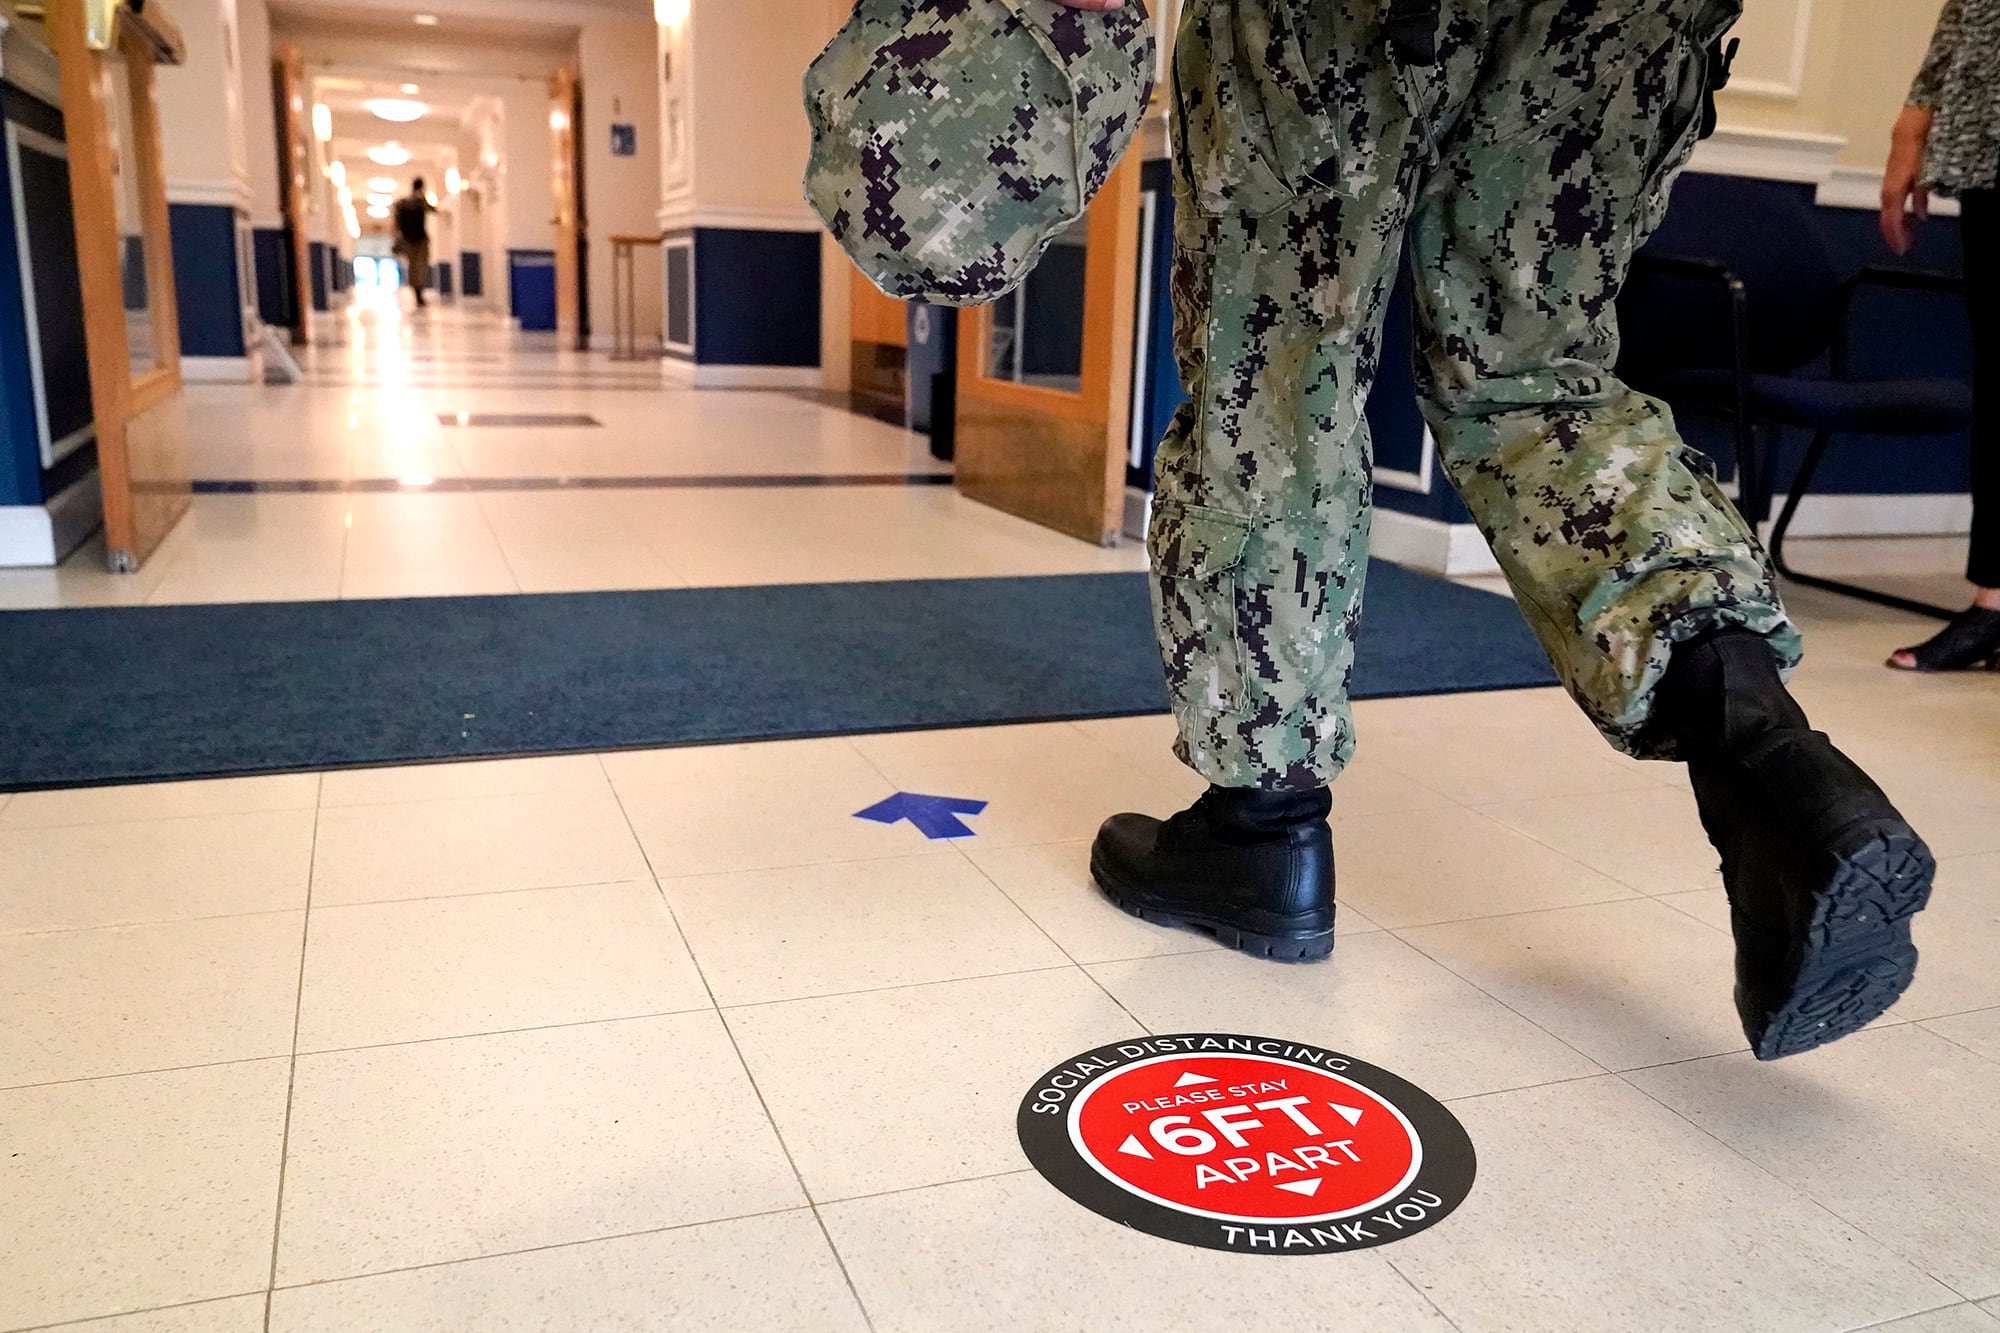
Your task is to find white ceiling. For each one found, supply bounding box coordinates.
[269,0,645,51]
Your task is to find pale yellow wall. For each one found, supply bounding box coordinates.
[156,0,251,200]
[579,16,665,344]
[237,0,283,226]
[1713,0,1947,172]
[685,0,830,215]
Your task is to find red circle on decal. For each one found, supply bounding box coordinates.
[1070,1054,1421,1222]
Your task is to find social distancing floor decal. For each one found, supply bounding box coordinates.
[1019,1034,1475,1254]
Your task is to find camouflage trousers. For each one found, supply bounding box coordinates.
[1151,0,1803,790]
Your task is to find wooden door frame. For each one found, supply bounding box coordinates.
[952,153,1142,545]
[48,0,190,570]
[272,42,314,345]
[549,63,581,348]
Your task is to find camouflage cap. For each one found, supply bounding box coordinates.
[804,0,1154,307]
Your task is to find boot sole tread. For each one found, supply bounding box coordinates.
[1752,822,1934,1061]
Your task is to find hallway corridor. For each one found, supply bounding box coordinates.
[1,309,1998,1333]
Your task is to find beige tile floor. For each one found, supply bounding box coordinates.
[3,307,1999,1331]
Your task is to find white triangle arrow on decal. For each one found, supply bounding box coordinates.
[1329,1103,1365,1126]
[1117,1134,1153,1159]
[1173,1072,1218,1088]
[1275,1178,1323,1197]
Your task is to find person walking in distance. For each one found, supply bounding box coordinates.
[1882,0,2000,671]
[392,178,436,309]
[1054,0,1936,1060]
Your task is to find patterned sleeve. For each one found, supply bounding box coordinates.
[1908,0,1965,110]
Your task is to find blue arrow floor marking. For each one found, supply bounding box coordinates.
[854,792,990,840]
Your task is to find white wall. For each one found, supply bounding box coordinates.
[579,15,662,346]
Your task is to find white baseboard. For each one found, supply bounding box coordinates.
[1370,508,1502,578]
[181,353,262,384]
[0,506,57,567]
[1761,491,1973,540]
[1689,126,1846,186]
[1817,164,1961,217]
[1124,487,1152,543]
[1369,491,1967,581]
[660,359,822,390]
[0,472,102,568]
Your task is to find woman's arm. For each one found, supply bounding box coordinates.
[1881,0,1963,253]
[1881,105,1935,254]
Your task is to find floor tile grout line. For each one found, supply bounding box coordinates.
[4,1290,268,1333]
[1375,886,1700,935]
[1386,928,1616,1077]
[1609,1065,1972,1304]
[263,797,323,1331]
[600,777,877,1329]
[305,873,660,914]
[1914,1017,2000,1068]
[0,904,310,942]
[712,962,1086,1014]
[811,1166,1036,1209]
[947,838,1158,1038]
[257,1204,820,1304]
[1842,1300,1996,1332]
[0,802,322,834]
[1381,1255,1469,1333]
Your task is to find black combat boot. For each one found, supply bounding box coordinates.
[1090,786,1334,962]
[1658,630,1935,1060]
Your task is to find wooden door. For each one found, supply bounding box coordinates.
[48,0,191,571]
[953,154,1142,545]
[549,64,581,347]
[272,43,314,346]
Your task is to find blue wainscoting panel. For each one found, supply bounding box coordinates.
[307,240,328,312]
[461,250,484,299]
[509,250,558,331]
[691,228,821,367]
[1126,164,1975,520]
[168,203,247,358]
[2,84,92,508]
[251,228,291,326]
[435,260,453,298]
[0,90,41,507]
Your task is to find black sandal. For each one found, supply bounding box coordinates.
[1888,607,2000,672]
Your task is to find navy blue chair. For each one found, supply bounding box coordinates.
[1617,174,1973,619]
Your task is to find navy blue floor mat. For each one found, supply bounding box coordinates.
[0,566,1557,792]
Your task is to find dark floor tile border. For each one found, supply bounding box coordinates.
[191,474,957,495]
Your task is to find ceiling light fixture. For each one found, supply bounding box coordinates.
[412,13,439,24]
[328,161,347,188]
[366,204,392,219]
[399,83,420,95]
[366,193,394,206]
[365,98,427,123]
[445,166,463,194]
[368,143,412,166]
[312,103,332,141]
[368,176,397,192]
[655,0,689,26]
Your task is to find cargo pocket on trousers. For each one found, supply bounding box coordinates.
[1150,504,1253,716]
[1634,1,1741,234]
[1172,0,1336,217]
